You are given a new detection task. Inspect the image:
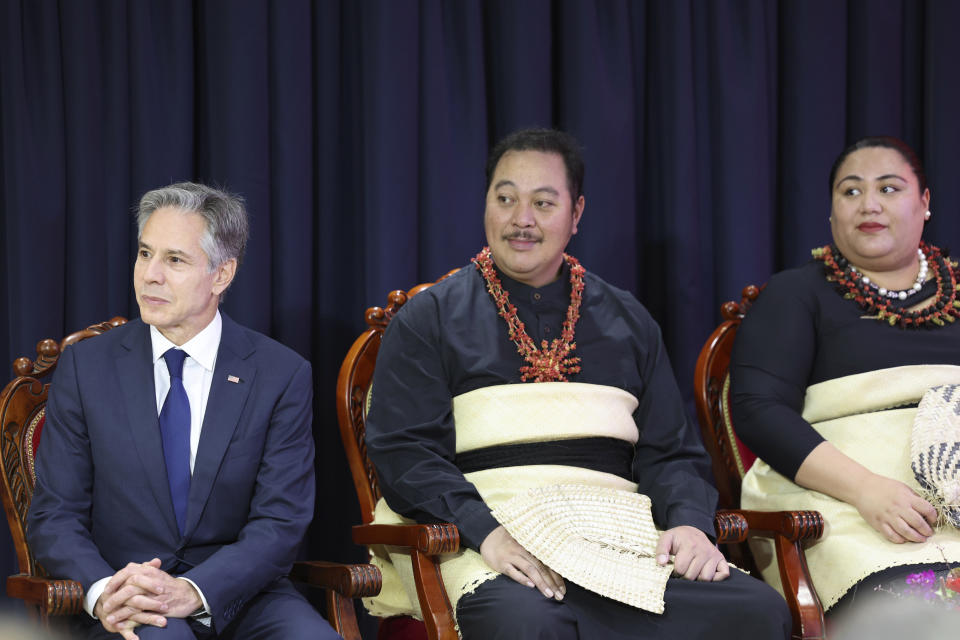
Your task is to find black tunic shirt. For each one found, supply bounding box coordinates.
[365,261,718,550]
[730,258,960,479]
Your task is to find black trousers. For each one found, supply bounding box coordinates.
[456,571,791,640]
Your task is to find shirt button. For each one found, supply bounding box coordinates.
[533,293,541,301]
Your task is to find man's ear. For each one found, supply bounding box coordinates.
[212,258,238,295]
[571,195,585,235]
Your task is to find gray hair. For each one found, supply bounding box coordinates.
[136,182,249,274]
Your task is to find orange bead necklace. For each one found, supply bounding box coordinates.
[472,246,585,382]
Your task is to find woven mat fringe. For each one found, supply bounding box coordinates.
[491,484,672,614]
[916,486,960,530]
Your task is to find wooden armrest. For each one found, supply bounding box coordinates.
[731,510,824,542]
[728,510,825,639]
[289,561,382,598]
[6,574,84,616]
[352,523,459,555]
[714,510,748,543]
[353,523,460,639]
[288,562,378,640]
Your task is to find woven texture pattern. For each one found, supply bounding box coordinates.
[912,384,960,528]
[743,365,960,610]
[451,382,639,453]
[491,484,671,613]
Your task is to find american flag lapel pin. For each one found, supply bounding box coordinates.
[227,375,241,384]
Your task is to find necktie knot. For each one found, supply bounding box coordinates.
[163,348,188,380]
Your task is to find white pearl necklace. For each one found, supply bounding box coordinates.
[850,248,928,301]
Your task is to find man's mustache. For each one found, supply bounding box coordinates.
[504,231,542,242]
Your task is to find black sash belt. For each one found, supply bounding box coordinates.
[455,437,635,482]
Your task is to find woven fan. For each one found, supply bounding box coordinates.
[912,385,960,528]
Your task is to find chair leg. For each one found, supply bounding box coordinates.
[409,550,459,640]
[325,591,362,640]
[774,537,826,640]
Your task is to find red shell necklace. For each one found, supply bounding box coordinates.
[472,246,585,382]
[813,242,960,328]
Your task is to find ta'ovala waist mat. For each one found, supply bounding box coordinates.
[741,365,960,610]
[363,382,675,627]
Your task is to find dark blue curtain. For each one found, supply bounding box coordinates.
[3,0,960,623]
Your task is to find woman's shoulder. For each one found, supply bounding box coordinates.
[757,258,827,306]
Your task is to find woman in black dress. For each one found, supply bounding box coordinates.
[731,136,960,614]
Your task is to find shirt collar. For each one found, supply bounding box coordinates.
[495,260,572,309]
[149,311,222,372]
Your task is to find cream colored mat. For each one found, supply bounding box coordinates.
[491,484,671,613]
[451,382,639,452]
[741,365,960,610]
[363,382,655,622]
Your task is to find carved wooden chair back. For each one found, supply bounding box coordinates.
[693,285,761,511]
[336,271,460,640]
[694,286,829,638]
[337,271,459,524]
[0,317,128,616]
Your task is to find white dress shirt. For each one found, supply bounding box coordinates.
[148,312,221,472]
[84,312,221,619]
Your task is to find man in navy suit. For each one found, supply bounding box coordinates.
[27,183,340,640]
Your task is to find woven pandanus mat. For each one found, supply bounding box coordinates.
[491,484,672,613]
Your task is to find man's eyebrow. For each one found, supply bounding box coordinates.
[137,241,191,258]
[493,180,560,197]
[533,186,560,197]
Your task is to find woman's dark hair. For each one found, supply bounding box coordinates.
[485,128,585,203]
[829,136,927,195]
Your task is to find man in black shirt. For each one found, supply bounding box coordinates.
[365,129,790,639]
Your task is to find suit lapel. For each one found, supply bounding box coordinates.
[184,314,255,536]
[117,321,180,538]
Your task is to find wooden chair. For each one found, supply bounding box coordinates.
[694,285,827,640]
[337,272,764,640]
[0,317,380,639]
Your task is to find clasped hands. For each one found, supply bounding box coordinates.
[94,558,202,640]
[479,524,729,600]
